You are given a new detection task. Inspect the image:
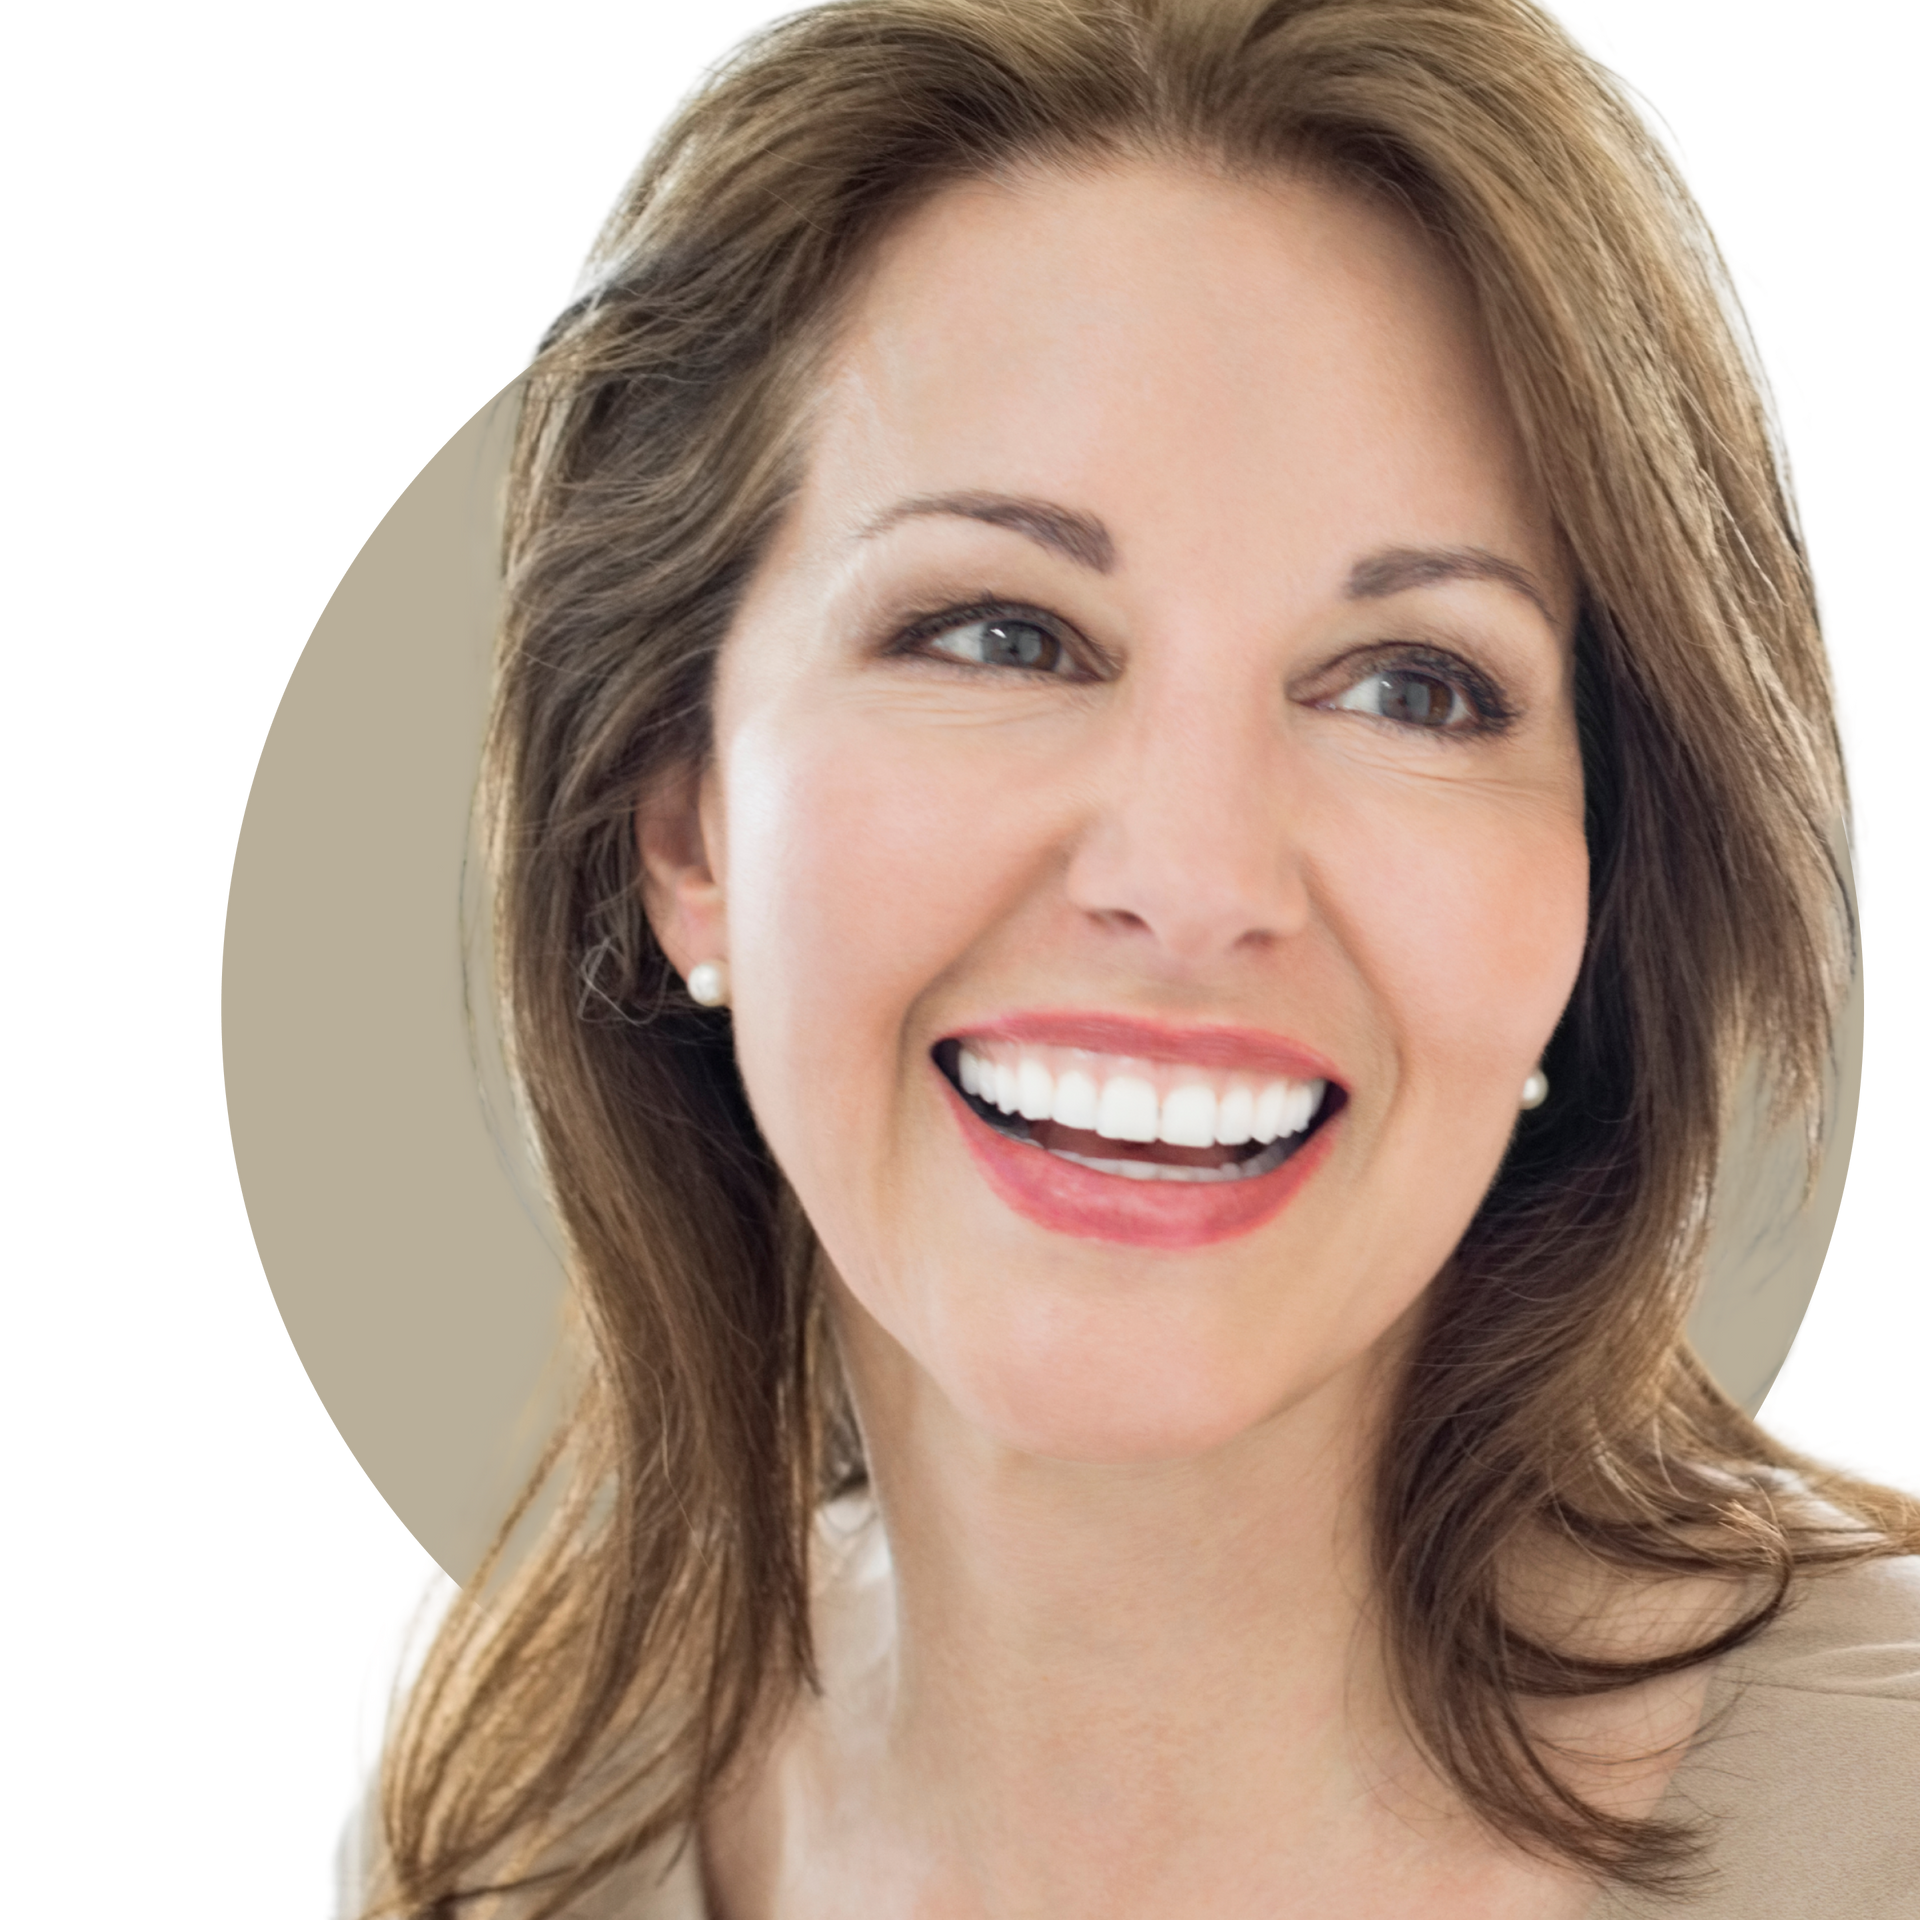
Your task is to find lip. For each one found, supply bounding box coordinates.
[939,1076,1339,1248]
[941,1009,1342,1083]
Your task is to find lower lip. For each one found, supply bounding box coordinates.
[938,1074,1339,1249]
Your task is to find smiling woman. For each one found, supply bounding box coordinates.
[675,162,1587,1319]
[355,3,1920,1917]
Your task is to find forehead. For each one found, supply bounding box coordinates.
[798,158,1565,612]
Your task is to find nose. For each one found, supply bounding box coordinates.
[1063,667,1311,967]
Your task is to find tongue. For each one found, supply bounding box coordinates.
[1027,1118,1250,1171]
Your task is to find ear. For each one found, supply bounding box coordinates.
[635,760,725,983]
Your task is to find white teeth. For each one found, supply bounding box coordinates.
[994,1060,1020,1115]
[953,1040,1328,1155]
[1096,1074,1160,1142]
[1252,1082,1290,1144]
[1157,1082,1218,1148]
[1016,1056,1053,1122]
[1052,1067,1099,1130]
[1253,1081,1320,1143]
[1215,1083,1254,1145]
[1049,1139,1291,1183]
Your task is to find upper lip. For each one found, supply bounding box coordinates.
[938,1009,1343,1086]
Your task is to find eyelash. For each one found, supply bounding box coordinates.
[888,599,1101,681]
[886,601,1514,734]
[1316,645,1515,737]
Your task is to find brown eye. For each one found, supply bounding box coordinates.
[1330,667,1471,730]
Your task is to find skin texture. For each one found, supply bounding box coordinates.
[641,161,1708,1917]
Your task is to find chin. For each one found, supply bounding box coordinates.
[831,1240,1315,1465]
[940,1336,1290,1466]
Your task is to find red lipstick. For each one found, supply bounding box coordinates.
[934,1011,1345,1249]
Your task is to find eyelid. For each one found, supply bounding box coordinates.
[1301,642,1515,733]
[880,611,1510,717]
[887,598,1108,680]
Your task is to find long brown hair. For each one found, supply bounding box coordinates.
[368,2,1918,1911]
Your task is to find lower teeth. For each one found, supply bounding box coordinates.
[1044,1138,1292,1183]
[964,1093,1297,1182]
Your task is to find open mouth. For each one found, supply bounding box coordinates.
[933,1036,1351,1182]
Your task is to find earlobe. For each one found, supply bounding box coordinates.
[634,761,726,982]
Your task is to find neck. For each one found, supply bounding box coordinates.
[708,1291,1456,1916]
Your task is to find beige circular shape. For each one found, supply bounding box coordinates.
[224,385,565,1586]
[222,383,1863,1586]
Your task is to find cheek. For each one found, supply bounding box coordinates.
[1316,766,1587,1171]
[715,707,1051,1183]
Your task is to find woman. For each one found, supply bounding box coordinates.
[360,1,1920,1914]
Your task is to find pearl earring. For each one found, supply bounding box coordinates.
[1520,1067,1549,1111]
[686,959,730,1008]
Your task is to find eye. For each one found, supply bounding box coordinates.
[898,604,1090,678]
[1314,646,1513,735]
[1330,667,1471,730]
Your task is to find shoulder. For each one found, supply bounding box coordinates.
[1743,1547,1920,1699]
[1628,1552,1920,1919]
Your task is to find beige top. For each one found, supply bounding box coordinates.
[340,1530,1920,1919]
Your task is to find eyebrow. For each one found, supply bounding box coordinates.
[857,498,1552,623]
[1345,545,1554,622]
[856,491,1116,573]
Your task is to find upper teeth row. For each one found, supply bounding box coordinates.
[955,1043,1325,1149]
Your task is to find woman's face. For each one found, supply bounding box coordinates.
[644,161,1587,1462]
